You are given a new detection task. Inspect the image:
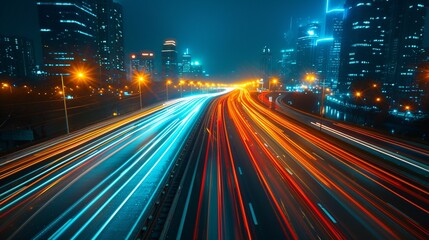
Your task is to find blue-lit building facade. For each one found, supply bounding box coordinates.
[324,5,344,90]
[385,0,427,107]
[279,48,297,84]
[37,1,98,79]
[337,0,428,111]
[161,40,178,81]
[315,38,334,88]
[338,0,390,93]
[96,0,125,85]
[180,49,192,78]
[296,22,320,77]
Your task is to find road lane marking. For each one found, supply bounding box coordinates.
[317,203,337,224]
[238,167,243,175]
[248,203,258,225]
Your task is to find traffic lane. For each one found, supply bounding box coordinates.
[224,114,308,239]
[3,111,181,238]
[248,91,429,238]
[169,93,288,239]
[235,101,362,238]
[1,96,216,239]
[162,99,213,239]
[184,95,252,239]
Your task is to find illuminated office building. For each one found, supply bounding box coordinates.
[37,1,98,79]
[338,0,390,93]
[96,0,125,85]
[385,0,427,105]
[161,40,178,81]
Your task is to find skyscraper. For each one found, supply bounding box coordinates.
[315,38,334,88]
[260,46,273,80]
[296,22,320,78]
[0,35,35,81]
[325,4,344,90]
[37,1,98,79]
[279,49,297,84]
[141,52,155,78]
[96,0,125,85]
[181,49,192,77]
[161,40,178,81]
[385,0,427,105]
[338,0,390,93]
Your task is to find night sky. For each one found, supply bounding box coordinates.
[2,0,346,80]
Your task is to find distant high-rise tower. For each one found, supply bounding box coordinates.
[37,0,98,79]
[0,35,35,81]
[129,52,154,80]
[338,0,390,93]
[260,46,273,80]
[296,22,320,77]
[324,1,344,90]
[96,0,125,85]
[181,49,192,77]
[385,0,427,105]
[279,49,297,84]
[161,40,178,81]
[315,38,334,88]
[141,52,155,78]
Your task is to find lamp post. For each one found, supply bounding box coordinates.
[269,78,278,92]
[166,80,172,101]
[2,83,12,94]
[138,76,143,109]
[60,74,70,134]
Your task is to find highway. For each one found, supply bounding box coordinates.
[165,89,429,239]
[0,92,226,239]
[1,88,428,239]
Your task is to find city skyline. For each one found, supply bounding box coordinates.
[0,0,348,79]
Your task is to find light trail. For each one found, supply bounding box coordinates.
[311,121,429,175]
[224,89,429,238]
[0,91,229,239]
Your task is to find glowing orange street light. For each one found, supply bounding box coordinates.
[355,91,362,97]
[166,79,172,101]
[405,105,410,111]
[2,83,12,93]
[137,75,144,109]
[269,78,278,91]
[376,97,381,102]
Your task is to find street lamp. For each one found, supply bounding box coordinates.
[355,91,362,97]
[269,78,278,92]
[166,80,172,101]
[60,71,86,134]
[2,83,12,93]
[138,76,144,109]
[59,74,70,134]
